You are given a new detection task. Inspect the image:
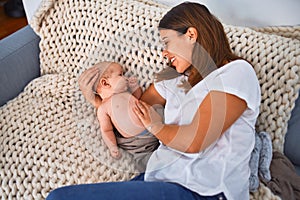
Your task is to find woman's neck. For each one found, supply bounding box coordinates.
[188,67,203,87]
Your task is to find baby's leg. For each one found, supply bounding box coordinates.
[101,131,121,159]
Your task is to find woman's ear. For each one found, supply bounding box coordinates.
[185,27,198,42]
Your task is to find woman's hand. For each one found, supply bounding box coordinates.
[133,100,164,134]
[78,66,102,108]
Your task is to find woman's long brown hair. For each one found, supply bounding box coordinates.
[157,2,241,87]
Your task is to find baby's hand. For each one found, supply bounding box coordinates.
[110,146,121,159]
[127,76,140,92]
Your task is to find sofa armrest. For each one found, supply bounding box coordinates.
[284,90,300,176]
[0,25,40,106]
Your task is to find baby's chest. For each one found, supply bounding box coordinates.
[105,94,136,117]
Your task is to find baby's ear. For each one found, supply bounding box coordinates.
[99,78,110,88]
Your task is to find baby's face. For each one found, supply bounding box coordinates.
[106,63,128,93]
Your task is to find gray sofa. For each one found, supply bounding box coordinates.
[0,26,40,106]
[1,25,300,174]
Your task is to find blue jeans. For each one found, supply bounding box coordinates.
[46,174,226,200]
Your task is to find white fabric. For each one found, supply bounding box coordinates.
[23,0,300,27]
[145,60,261,199]
[22,0,42,23]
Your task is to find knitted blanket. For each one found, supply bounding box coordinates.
[1,0,300,199]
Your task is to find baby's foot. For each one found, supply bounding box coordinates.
[110,146,121,159]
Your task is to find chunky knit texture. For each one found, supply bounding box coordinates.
[1,0,299,199]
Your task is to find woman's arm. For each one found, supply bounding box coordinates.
[131,87,143,99]
[78,66,102,108]
[140,84,166,106]
[127,76,143,99]
[135,91,247,153]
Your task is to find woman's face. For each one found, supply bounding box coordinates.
[160,29,194,74]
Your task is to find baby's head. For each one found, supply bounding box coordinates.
[93,62,128,97]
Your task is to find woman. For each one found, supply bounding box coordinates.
[47,2,260,200]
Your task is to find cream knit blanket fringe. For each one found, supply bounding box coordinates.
[1,0,300,199]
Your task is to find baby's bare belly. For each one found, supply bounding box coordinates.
[107,93,145,137]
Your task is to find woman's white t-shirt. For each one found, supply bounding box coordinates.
[144,60,261,200]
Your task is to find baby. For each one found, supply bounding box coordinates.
[81,61,158,170]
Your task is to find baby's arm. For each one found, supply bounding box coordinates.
[97,106,121,159]
[128,76,143,99]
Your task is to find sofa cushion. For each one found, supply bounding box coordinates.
[0,25,40,106]
[285,89,300,175]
